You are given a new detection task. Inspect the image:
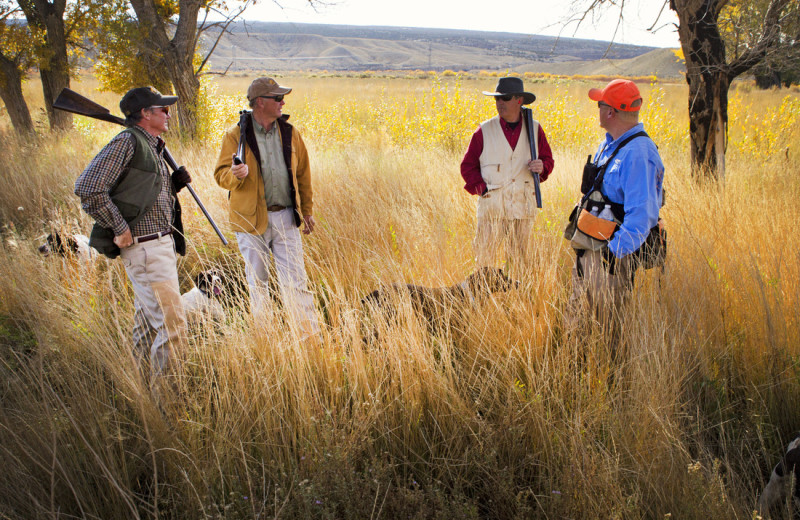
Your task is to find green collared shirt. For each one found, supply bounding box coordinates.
[253,117,292,208]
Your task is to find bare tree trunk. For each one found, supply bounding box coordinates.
[674,0,730,181]
[167,62,200,139]
[671,0,789,181]
[18,0,72,130]
[129,0,202,138]
[0,55,35,135]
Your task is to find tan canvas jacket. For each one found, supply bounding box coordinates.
[214,114,313,235]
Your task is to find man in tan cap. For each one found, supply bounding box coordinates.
[460,76,554,276]
[214,77,319,339]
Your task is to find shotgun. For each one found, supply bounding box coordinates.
[233,110,251,165]
[523,107,543,208]
[53,88,228,246]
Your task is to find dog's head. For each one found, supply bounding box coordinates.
[758,434,800,515]
[467,267,518,294]
[195,269,224,299]
[38,232,79,257]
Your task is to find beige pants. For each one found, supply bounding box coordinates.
[120,235,186,377]
[474,216,534,274]
[565,248,637,357]
[236,208,320,339]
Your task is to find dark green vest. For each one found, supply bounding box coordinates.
[89,127,184,258]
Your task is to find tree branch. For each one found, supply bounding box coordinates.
[727,0,790,79]
[195,0,253,76]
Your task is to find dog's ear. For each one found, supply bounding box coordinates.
[66,235,80,253]
[496,269,519,291]
[46,233,61,254]
[785,443,800,476]
[485,268,513,292]
[194,271,208,289]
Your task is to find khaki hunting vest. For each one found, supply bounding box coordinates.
[478,116,539,220]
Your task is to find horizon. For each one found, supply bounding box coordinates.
[237,0,681,49]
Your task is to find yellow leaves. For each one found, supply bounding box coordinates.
[293,75,492,154]
[728,93,800,158]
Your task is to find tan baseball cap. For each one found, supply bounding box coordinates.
[247,77,292,101]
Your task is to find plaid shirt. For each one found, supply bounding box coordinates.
[75,126,174,238]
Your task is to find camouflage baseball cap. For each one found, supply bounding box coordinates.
[247,77,292,101]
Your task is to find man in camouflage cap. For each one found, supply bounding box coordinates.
[214,77,319,339]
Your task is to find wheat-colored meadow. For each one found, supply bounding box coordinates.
[0,72,799,519]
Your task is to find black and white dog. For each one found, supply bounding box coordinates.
[759,434,800,517]
[181,269,226,323]
[38,232,94,261]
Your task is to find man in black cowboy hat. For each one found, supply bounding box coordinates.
[460,76,554,274]
[75,86,191,380]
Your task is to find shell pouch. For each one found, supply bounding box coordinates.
[564,191,620,251]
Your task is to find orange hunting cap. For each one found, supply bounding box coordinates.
[588,79,642,112]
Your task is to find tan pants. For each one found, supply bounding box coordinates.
[236,208,320,340]
[565,248,636,357]
[120,235,187,378]
[474,216,534,275]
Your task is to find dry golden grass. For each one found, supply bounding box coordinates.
[0,73,799,518]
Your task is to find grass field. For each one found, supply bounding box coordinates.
[1,73,799,519]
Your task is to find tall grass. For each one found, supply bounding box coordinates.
[0,74,799,519]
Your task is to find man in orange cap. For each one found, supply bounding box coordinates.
[566,79,664,358]
[460,77,554,276]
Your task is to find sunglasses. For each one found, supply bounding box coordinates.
[259,95,285,102]
[150,105,170,115]
[597,101,616,111]
[495,95,514,102]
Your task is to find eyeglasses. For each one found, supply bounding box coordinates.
[150,105,170,115]
[495,95,514,102]
[259,95,285,102]
[597,101,616,111]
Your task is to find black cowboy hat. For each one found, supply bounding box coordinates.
[482,77,536,105]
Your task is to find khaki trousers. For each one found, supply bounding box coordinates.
[120,235,186,378]
[565,248,637,356]
[236,208,320,339]
[474,216,535,275]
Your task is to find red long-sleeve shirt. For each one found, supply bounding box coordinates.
[460,117,554,196]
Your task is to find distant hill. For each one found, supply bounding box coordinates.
[201,21,684,78]
[521,48,685,78]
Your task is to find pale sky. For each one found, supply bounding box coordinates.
[242,0,681,48]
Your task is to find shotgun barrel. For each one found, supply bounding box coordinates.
[53,88,229,246]
[523,107,543,209]
[233,110,250,165]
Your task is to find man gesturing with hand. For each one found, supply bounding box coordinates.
[214,77,319,339]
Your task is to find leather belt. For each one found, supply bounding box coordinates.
[267,205,286,212]
[133,229,172,244]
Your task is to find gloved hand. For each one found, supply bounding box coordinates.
[601,247,617,275]
[171,166,192,192]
